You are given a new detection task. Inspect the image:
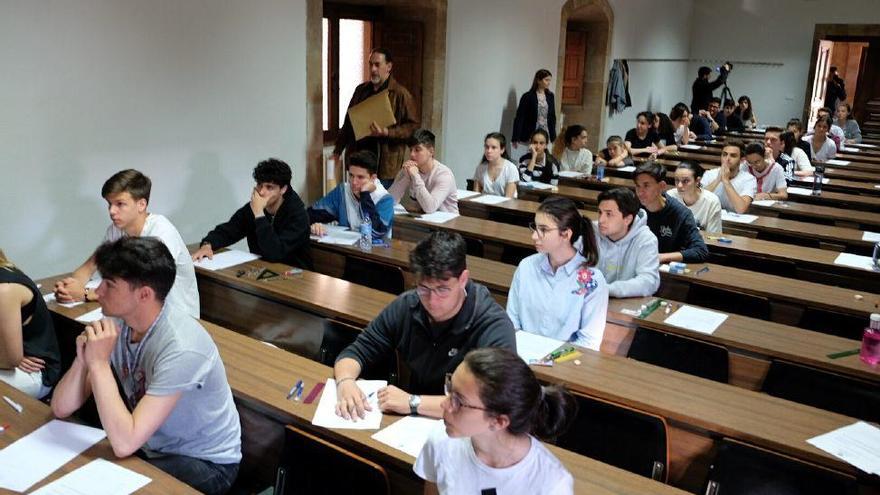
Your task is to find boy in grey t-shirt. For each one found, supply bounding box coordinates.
[52,237,241,495]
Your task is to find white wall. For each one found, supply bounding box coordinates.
[688,0,880,127]
[442,0,694,186]
[0,0,308,279]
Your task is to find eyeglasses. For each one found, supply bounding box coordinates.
[416,284,454,299]
[528,222,559,238]
[444,373,489,413]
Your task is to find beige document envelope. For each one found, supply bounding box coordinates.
[349,89,397,141]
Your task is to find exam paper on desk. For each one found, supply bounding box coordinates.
[193,250,260,271]
[515,330,566,363]
[312,379,386,430]
[30,458,151,495]
[371,417,443,458]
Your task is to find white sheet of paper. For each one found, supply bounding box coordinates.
[786,187,812,196]
[30,458,151,495]
[371,417,443,458]
[679,144,701,150]
[515,330,566,363]
[826,159,850,166]
[751,200,777,206]
[312,379,386,430]
[558,171,586,178]
[664,305,728,335]
[520,181,554,190]
[85,279,100,290]
[311,227,361,246]
[193,249,260,271]
[456,189,480,199]
[75,307,105,323]
[834,252,878,272]
[807,421,880,475]
[0,420,107,492]
[863,231,880,242]
[618,165,636,172]
[417,211,460,224]
[42,293,83,309]
[468,195,512,205]
[721,211,758,224]
[393,204,409,215]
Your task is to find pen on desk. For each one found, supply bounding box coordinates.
[695,266,710,276]
[3,396,23,414]
[294,382,304,401]
[545,346,576,361]
[287,380,303,400]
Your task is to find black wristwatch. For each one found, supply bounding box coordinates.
[409,394,421,416]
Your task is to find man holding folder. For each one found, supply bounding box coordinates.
[332,47,419,182]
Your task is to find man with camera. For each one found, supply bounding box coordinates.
[691,63,731,115]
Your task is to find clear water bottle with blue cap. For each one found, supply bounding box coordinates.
[359,208,372,252]
[811,165,825,196]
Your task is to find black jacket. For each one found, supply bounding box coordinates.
[646,193,708,263]
[201,188,312,269]
[512,90,557,143]
[691,73,727,114]
[337,280,516,394]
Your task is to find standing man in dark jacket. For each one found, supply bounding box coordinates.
[633,162,708,264]
[333,231,516,421]
[332,48,419,182]
[691,65,729,115]
[192,158,312,269]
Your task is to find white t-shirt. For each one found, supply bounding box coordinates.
[790,147,813,173]
[473,159,520,197]
[414,427,573,495]
[666,188,722,233]
[104,213,200,318]
[803,136,837,162]
[746,162,787,194]
[559,147,593,175]
[700,166,757,212]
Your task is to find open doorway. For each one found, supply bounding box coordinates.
[805,25,880,142]
[558,0,612,152]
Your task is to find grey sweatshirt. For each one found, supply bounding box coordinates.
[594,209,661,298]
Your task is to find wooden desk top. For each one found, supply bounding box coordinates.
[0,382,198,495]
[671,150,880,183]
[704,137,880,163]
[519,184,876,250]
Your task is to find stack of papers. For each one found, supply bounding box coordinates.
[834,252,878,272]
[515,330,566,363]
[311,226,362,246]
[826,159,851,166]
[863,231,880,242]
[194,250,260,271]
[31,459,151,495]
[468,195,512,205]
[721,211,758,224]
[456,189,480,199]
[416,211,460,224]
[558,171,586,178]
[520,181,554,190]
[664,306,728,335]
[393,204,409,215]
[807,422,880,475]
[0,420,107,492]
[751,200,776,207]
[371,417,442,457]
[312,379,385,430]
[786,187,812,196]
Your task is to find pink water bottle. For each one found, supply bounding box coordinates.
[860,313,880,366]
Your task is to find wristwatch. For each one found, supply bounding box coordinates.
[409,394,421,416]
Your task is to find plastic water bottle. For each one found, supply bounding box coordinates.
[596,163,606,181]
[811,165,825,196]
[873,241,880,271]
[359,209,372,252]
[860,313,880,366]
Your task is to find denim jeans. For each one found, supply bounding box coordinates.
[146,454,239,495]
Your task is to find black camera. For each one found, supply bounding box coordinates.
[718,62,733,74]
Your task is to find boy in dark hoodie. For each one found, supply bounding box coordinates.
[633,161,708,264]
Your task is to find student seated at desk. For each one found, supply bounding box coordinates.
[803,116,838,162]
[780,129,814,181]
[806,107,845,151]
[519,129,560,185]
[700,141,756,214]
[595,135,634,169]
[625,111,660,157]
[552,124,593,175]
[507,197,608,351]
[763,127,795,186]
[472,132,519,198]
[670,102,697,146]
[723,100,745,132]
[667,161,722,234]
[333,231,516,421]
[744,142,788,201]
[192,158,312,269]
[633,162,708,264]
[51,237,241,495]
[0,249,61,399]
[787,118,813,160]
[308,150,393,240]
[389,129,458,214]
[594,188,660,298]
[835,102,862,144]
[415,348,576,495]
[53,169,200,318]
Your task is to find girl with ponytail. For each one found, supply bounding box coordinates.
[414,347,577,494]
[506,196,608,351]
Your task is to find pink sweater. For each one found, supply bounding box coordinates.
[388,160,459,213]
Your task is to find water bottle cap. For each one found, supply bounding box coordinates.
[871,313,880,323]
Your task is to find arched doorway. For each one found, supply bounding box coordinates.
[558,0,613,151]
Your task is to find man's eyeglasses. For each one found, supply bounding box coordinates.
[528,222,559,238]
[444,373,489,413]
[416,284,454,299]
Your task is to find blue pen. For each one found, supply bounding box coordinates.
[287,379,303,400]
[295,382,305,401]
